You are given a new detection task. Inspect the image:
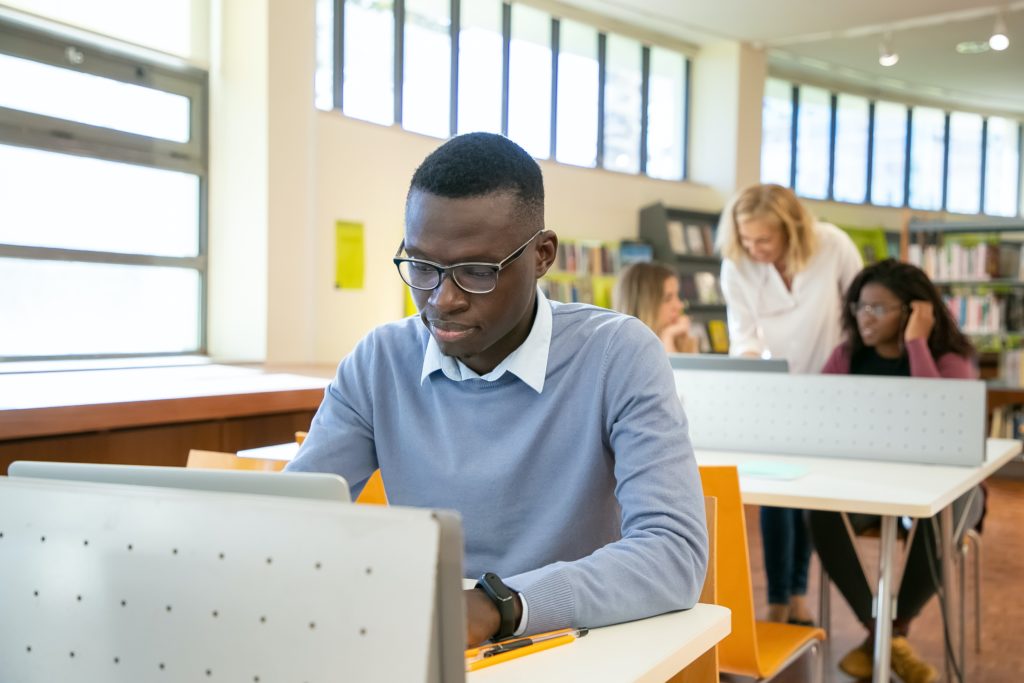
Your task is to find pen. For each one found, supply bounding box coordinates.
[464,627,575,659]
[464,628,589,671]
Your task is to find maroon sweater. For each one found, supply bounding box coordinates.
[820,337,976,379]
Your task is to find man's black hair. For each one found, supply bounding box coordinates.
[408,133,544,229]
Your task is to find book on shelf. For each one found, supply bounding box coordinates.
[943,291,1004,334]
[678,274,699,302]
[666,220,689,255]
[706,319,730,353]
[685,223,711,256]
[907,233,1001,281]
[619,240,653,266]
[693,271,724,305]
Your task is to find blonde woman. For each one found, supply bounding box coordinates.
[613,262,699,354]
[716,183,862,625]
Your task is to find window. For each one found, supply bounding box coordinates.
[343,0,395,126]
[871,101,908,207]
[794,85,831,199]
[507,4,552,158]
[403,0,450,138]
[646,46,686,181]
[946,112,983,214]
[318,1,692,181]
[0,18,207,360]
[908,107,946,211]
[603,34,642,174]
[457,0,502,134]
[314,0,335,111]
[761,78,792,187]
[832,94,869,203]
[555,19,598,167]
[763,78,1022,216]
[985,117,1021,217]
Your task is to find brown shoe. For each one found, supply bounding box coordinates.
[838,639,873,679]
[890,636,938,683]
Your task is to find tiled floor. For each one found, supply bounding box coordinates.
[728,474,1024,683]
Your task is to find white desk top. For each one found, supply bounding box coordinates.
[467,604,730,683]
[696,438,1022,517]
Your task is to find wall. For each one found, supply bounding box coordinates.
[309,114,726,361]
[215,0,979,366]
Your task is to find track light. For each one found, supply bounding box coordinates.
[878,33,899,67]
[990,11,1009,51]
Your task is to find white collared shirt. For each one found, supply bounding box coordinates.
[420,287,552,394]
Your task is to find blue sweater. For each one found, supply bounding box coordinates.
[287,300,708,634]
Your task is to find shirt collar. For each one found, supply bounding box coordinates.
[420,287,552,394]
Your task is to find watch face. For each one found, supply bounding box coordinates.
[480,572,513,600]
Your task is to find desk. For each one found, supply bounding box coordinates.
[0,364,331,473]
[467,604,730,683]
[696,438,1022,683]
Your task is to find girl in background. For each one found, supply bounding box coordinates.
[716,183,863,625]
[613,262,699,354]
[809,258,980,683]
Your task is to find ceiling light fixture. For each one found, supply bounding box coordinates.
[878,32,899,67]
[989,11,1010,51]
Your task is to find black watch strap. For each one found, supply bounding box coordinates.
[475,571,517,640]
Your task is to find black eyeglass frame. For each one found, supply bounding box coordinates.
[392,229,544,295]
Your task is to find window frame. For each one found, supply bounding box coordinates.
[0,18,209,361]
[321,0,691,181]
[765,76,1023,218]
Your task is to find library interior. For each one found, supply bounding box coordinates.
[2,1,1024,682]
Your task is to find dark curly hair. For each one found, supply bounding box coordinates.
[407,132,544,233]
[841,258,974,360]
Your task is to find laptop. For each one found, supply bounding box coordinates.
[7,460,351,502]
[669,353,790,373]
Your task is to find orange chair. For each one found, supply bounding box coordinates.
[296,431,387,505]
[670,495,720,683]
[186,449,285,472]
[699,465,825,682]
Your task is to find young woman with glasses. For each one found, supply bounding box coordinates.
[810,258,980,683]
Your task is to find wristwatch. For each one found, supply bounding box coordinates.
[475,571,517,640]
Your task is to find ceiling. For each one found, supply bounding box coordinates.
[561,0,1024,115]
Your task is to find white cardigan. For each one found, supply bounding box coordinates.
[719,221,863,375]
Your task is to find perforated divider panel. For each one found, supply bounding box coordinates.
[0,476,454,683]
[675,371,986,466]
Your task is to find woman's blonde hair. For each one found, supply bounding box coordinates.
[715,183,818,276]
[612,262,677,332]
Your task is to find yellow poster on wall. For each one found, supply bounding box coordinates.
[404,287,418,317]
[334,221,364,289]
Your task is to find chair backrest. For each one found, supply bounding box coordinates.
[295,432,387,506]
[186,449,286,472]
[698,465,762,678]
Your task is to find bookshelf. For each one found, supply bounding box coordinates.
[540,239,635,309]
[638,203,728,353]
[906,218,1024,446]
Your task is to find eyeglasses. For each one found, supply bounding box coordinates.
[393,229,543,295]
[850,302,905,317]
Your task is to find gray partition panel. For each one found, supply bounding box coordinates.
[675,371,986,466]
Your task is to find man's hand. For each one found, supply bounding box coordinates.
[904,300,935,343]
[464,587,524,647]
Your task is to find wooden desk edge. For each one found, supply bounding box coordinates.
[0,388,326,441]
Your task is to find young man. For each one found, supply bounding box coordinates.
[287,132,707,646]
